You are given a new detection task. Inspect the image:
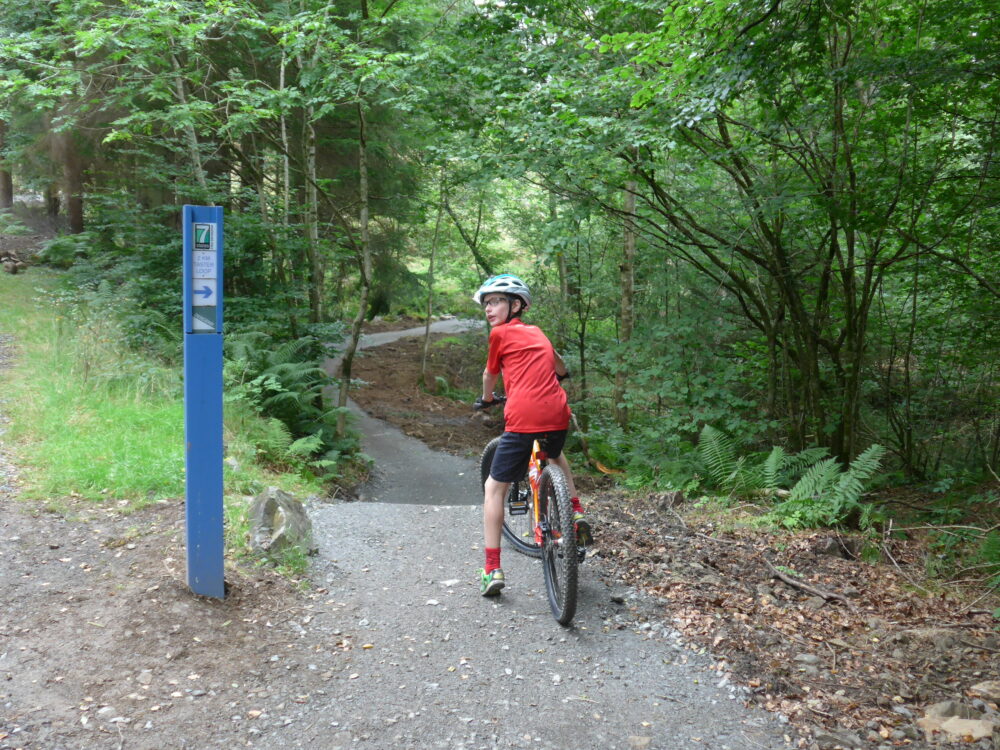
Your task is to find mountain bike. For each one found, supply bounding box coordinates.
[477,399,580,626]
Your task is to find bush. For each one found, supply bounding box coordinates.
[224,332,356,482]
[0,213,32,235]
[767,444,885,529]
[696,424,886,529]
[38,233,91,268]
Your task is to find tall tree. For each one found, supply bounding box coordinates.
[0,121,12,209]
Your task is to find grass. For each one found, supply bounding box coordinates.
[1,269,323,574]
[3,270,185,506]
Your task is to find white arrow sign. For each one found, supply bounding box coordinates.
[192,279,218,306]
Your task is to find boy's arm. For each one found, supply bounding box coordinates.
[553,350,568,379]
[482,368,500,402]
[483,326,503,401]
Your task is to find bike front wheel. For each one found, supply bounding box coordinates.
[479,437,540,558]
[538,464,578,625]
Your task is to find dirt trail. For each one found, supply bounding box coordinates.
[327,319,484,505]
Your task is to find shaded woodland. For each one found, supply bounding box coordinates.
[2,0,998,534]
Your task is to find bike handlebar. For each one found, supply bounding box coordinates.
[473,393,507,411]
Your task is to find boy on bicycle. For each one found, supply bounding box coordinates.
[472,274,592,597]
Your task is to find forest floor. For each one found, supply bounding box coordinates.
[0,294,998,749]
[350,326,1000,748]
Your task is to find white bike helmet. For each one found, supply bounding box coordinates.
[472,274,532,309]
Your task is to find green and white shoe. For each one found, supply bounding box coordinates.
[574,513,594,546]
[479,567,505,597]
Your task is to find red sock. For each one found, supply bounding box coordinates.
[485,547,501,573]
[571,496,584,514]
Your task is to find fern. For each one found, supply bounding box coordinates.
[287,433,324,458]
[225,331,271,365]
[255,417,293,461]
[772,444,885,529]
[788,457,843,503]
[697,427,884,519]
[698,425,738,488]
[762,446,785,490]
[223,332,345,480]
[845,443,884,484]
[829,443,886,524]
[754,443,818,494]
[776,446,830,485]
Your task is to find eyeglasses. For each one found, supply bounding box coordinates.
[482,298,509,308]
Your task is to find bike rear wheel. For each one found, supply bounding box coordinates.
[479,437,540,558]
[538,464,578,625]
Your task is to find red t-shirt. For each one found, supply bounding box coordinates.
[486,319,570,433]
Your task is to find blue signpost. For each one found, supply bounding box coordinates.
[182,205,225,598]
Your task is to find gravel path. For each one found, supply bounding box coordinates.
[0,323,794,749]
[299,323,794,750]
[328,319,484,506]
[300,502,792,750]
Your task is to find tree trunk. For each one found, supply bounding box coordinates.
[302,114,323,324]
[294,41,324,326]
[60,131,84,234]
[337,103,373,436]
[570,234,590,428]
[421,171,445,389]
[444,198,494,276]
[44,184,60,229]
[170,51,209,196]
[576,316,588,431]
[613,173,637,429]
[279,52,291,229]
[0,121,12,210]
[549,191,570,351]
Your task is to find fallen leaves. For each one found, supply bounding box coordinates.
[598,492,1000,739]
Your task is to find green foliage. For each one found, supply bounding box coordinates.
[227,407,294,465]
[698,425,738,487]
[224,332,354,482]
[3,0,997,538]
[697,425,830,497]
[2,271,183,504]
[0,213,32,235]
[763,446,832,490]
[429,374,476,403]
[975,530,1000,588]
[45,280,181,396]
[3,270,323,514]
[920,490,1000,590]
[38,233,91,269]
[771,445,887,529]
[695,424,886,529]
[582,417,698,492]
[697,425,758,495]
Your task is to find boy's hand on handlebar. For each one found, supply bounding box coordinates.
[473,393,506,410]
[556,370,570,382]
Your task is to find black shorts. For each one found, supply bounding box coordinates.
[489,430,567,483]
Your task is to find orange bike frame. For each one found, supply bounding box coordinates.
[527,440,546,546]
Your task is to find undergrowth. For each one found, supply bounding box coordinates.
[697,425,886,530]
[0,268,324,570]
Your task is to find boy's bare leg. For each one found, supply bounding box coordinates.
[549,454,577,498]
[483,477,509,548]
[550,453,592,544]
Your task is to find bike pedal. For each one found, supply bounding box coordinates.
[508,501,529,516]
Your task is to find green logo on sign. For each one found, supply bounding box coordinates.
[194,224,212,250]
